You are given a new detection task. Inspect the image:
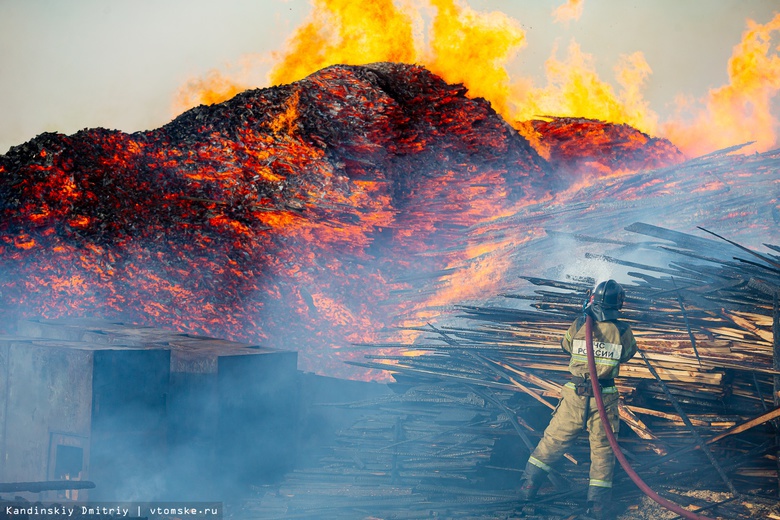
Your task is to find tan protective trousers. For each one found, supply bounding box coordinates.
[527,384,620,500]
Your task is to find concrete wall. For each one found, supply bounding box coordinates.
[0,340,93,486]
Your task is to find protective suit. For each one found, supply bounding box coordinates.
[518,280,638,517]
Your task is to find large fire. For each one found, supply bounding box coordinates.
[2,2,778,380]
[0,63,550,378]
[176,0,780,157]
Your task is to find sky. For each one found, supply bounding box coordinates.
[1,0,779,155]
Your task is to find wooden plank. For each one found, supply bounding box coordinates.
[708,406,780,444]
[624,222,729,255]
[627,405,710,426]
[723,309,774,343]
[618,402,667,455]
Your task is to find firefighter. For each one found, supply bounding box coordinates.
[518,279,637,519]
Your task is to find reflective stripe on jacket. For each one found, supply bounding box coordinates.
[561,315,637,380]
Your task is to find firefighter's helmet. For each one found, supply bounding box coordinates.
[588,279,625,321]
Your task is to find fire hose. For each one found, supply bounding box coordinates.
[584,313,712,520]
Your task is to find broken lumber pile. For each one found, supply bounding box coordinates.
[247,223,780,519]
[339,224,780,517]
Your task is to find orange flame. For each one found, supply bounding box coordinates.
[552,0,584,24]
[269,90,302,135]
[173,69,250,116]
[271,0,526,122]
[511,42,659,138]
[174,1,780,157]
[421,236,526,309]
[269,0,418,86]
[661,13,780,156]
[423,0,525,120]
[174,0,526,128]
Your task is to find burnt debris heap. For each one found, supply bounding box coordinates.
[0,63,551,378]
[0,63,683,378]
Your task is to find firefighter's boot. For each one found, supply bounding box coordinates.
[583,487,614,520]
[517,462,547,501]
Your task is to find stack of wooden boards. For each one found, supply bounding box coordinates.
[336,223,780,517]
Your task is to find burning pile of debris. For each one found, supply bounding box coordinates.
[0,62,688,378]
[525,116,685,176]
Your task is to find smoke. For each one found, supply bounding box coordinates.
[172,66,254,118]
[0,315,391,504]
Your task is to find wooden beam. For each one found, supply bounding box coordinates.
[708,405,780,444]
[698,226,780,271]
